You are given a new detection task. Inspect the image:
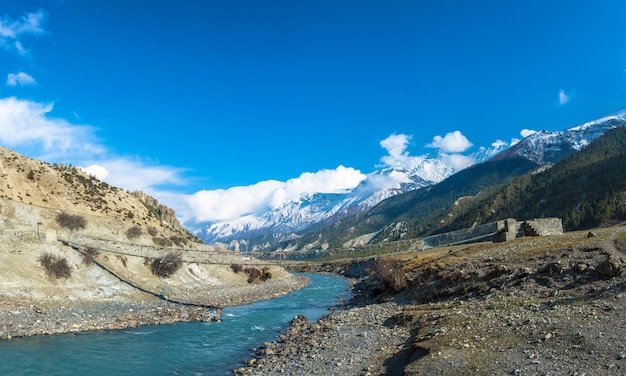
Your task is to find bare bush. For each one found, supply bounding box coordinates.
[147,226,158,237]
[150,252,183,278]
[230,263,243,273]
[56,212,87,231]
[377,259,407,291]
[82,247,99,266]
[260,266,272,281]
[39,252,72,279]
[117,255,128,268]
[244,267,261,283]
[152,237,173,247]
[126,226,142,240]
[169,235,187,246]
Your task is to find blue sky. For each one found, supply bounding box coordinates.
[2,1,626,229]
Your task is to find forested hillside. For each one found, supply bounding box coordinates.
[443,126,626,231]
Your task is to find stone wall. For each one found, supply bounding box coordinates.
[493,217,563,242]
[493,218,519,242]
[522,218,564,236]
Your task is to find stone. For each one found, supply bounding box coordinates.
[596,255,623,277]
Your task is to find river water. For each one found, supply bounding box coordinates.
[0,274,350,376]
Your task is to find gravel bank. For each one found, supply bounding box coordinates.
[0,274,309,340]
[236,302,410,376]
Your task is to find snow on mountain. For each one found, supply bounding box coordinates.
[198,111,626,245]
[198,166,433,243]
[495,110,626,164]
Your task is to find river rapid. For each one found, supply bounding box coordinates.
[0,273,350,376]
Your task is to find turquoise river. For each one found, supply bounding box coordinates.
[0,273,350,376]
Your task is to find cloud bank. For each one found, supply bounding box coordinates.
[181,130,481,226]
[183,166,366,223]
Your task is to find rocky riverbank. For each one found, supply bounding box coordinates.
[235,228,626,375]
[236,303,411,375]
[0,274,309,340]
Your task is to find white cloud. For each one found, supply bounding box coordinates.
[379,133,427,170]
[377,132,477,184]
[446,154,475,170]
[14,40,26,55]
[0,97,101,156]
[380,133,411,158]
[182,166,365,223]
[0,10,46,56]
[520,129,536,138]
[7,72,36,86]
[80,164,110,181]
[81,159,185,193]
[0,96,185,194]
[558,89,570,105]
[491,139,507,148]
[426,130,473,153]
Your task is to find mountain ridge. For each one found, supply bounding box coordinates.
[198,110,626,249]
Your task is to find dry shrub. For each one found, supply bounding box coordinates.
[82,247,99,266]
[244,267,261,283]
[147,226,158,237]
[117,255,128,268]
[126,225,142,240]
[56,212,87,231]
[230,263,243,273]
[169,235,187,246]
[377,259,407,291]
[152,237,173,247]
[150,252,183,278]
[39,252,72,279]
[260,266,272,281]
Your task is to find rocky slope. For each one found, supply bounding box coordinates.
[237,225,626,375]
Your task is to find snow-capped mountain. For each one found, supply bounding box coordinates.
[199,166,432,244]
[495,110,626,164]
[198,110,626,246]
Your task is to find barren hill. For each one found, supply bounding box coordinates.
[0,146,305,339]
